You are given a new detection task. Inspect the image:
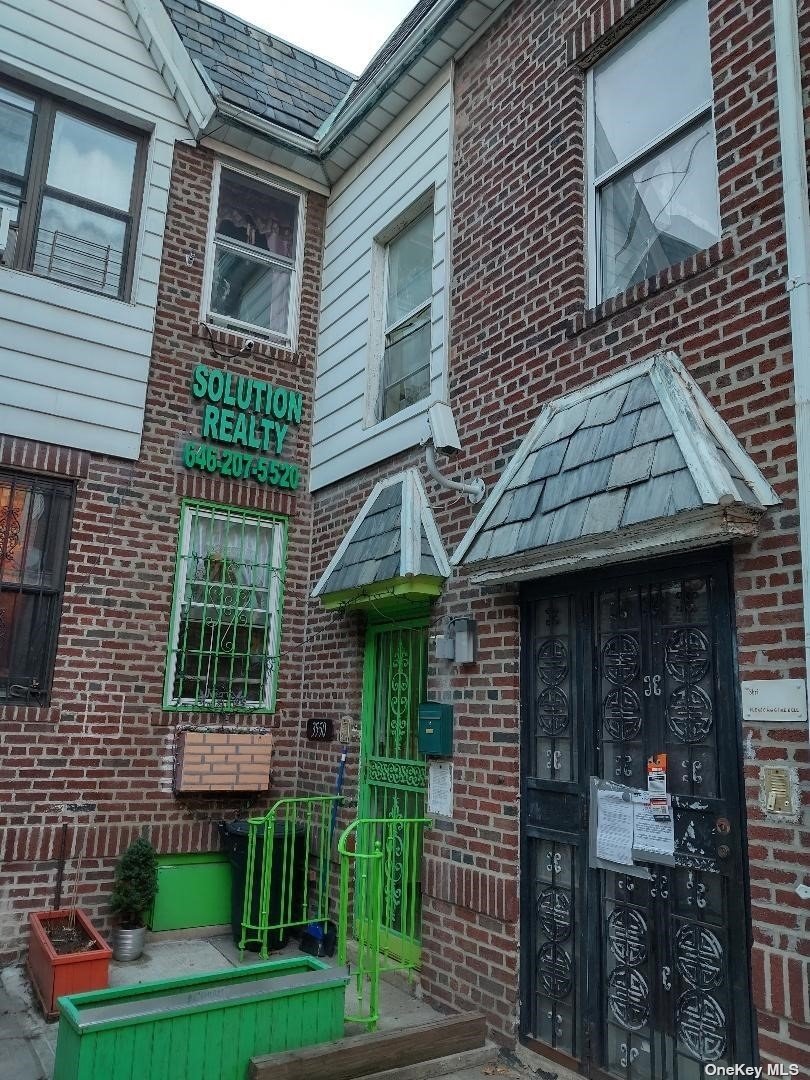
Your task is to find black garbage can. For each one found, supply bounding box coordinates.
[219,819,307,951]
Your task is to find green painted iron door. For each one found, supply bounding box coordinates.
[359,620,428,964]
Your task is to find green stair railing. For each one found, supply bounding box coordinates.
[240,794,343,959]
[338,815,430,1030]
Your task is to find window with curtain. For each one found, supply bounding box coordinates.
[380,211,433,420]
[207,165,302,343]
[0,471,73,703]
[588,0,720,303]
[164,503,287,712]
[0,77,143,298]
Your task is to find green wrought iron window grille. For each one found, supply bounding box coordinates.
[164,501,287,713]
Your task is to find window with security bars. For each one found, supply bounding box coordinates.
[164,503,287,713]
[0,471,73,703]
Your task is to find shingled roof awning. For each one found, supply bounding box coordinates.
[453,352,779,583]
[313,470,450,610]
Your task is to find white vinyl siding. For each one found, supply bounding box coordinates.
[0,0,190,459]
[311,75,452,491]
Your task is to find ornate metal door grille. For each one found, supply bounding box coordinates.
[520,555,754,1080]
[359,620,428,961]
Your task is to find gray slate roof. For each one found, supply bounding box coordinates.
[323,481,404,593]
[161,0,354,139]
[313,470,449,597]
[459,354,774,567]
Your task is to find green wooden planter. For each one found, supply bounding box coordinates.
[54,957,348,1080]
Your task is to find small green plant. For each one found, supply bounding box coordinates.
[109,837,158,929]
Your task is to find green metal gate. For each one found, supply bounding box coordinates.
[358,619,428,965]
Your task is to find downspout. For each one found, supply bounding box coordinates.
[772,0,810,715]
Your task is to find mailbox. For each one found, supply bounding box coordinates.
[418,701,453,756]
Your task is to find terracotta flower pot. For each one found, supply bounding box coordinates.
[27,909,112,1021]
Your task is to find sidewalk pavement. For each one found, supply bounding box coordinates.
[0,933,557,1080]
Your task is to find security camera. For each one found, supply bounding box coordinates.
[241,338,255,354]
[426,402,462,455]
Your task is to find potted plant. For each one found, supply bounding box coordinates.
[27,908,112,1020]
[109,837,158,961]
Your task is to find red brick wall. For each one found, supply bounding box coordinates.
[306,0,809,1059]
[0,142,327,961]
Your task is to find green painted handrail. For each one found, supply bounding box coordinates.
[239,794,343,959]
[338,815,430,1031]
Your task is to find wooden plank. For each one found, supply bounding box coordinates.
[249,1012,487,1080]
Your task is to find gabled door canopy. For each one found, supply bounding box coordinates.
[312,469,450,611]
[453,352,779,584]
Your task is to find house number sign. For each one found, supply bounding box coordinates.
[741,679,807,724]
[182,363,304,489]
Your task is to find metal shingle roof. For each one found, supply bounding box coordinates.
[454,353,780,577]
[161,0,354,139]
[313,469,450,598]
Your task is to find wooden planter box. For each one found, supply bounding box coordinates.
[53,956,349,1080]
[27,909,112,1021]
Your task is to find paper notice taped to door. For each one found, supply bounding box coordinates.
[632,793,675,857]
[596,788,634,865]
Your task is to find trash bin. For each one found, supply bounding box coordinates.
[219,820,307,951]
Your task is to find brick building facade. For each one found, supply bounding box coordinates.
[303,0,810,1072]
[0,138,329,959]
[1,0,808,1075]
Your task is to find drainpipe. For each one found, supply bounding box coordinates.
[772,0,810,717]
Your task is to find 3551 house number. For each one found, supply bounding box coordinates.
[182,363,304,489]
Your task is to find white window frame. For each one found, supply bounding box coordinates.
[585,0,718,307]
[365,189,436,428]
[163,502,287,713]
[201,160,306,348]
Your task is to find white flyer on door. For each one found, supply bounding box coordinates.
[632,793,675,857]
[596,788,635,865]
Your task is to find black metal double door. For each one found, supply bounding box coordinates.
[520,555,755,1080]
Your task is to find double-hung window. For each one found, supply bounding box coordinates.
[165,503,287,713]
[0,471,73,704]
[0,77,144,299]
[379,211,433,421]
[587,0,720,303]
[206,165,302,344]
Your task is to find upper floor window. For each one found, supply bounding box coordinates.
[379,210,433,420]
[0,79,144,299]
[587,0,720,304]
[0,470,73,704]
[205,164,303,345]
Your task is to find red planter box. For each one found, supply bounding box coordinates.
[27,909,112,1021]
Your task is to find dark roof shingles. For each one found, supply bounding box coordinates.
[161,0,354,138]
[469,370,752,564]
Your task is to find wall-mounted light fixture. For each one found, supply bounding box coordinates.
[434,616,477,664]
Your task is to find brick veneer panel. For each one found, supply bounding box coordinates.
[174,729,273,793]
[0,142,326,962]
[303,0,810,1055]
